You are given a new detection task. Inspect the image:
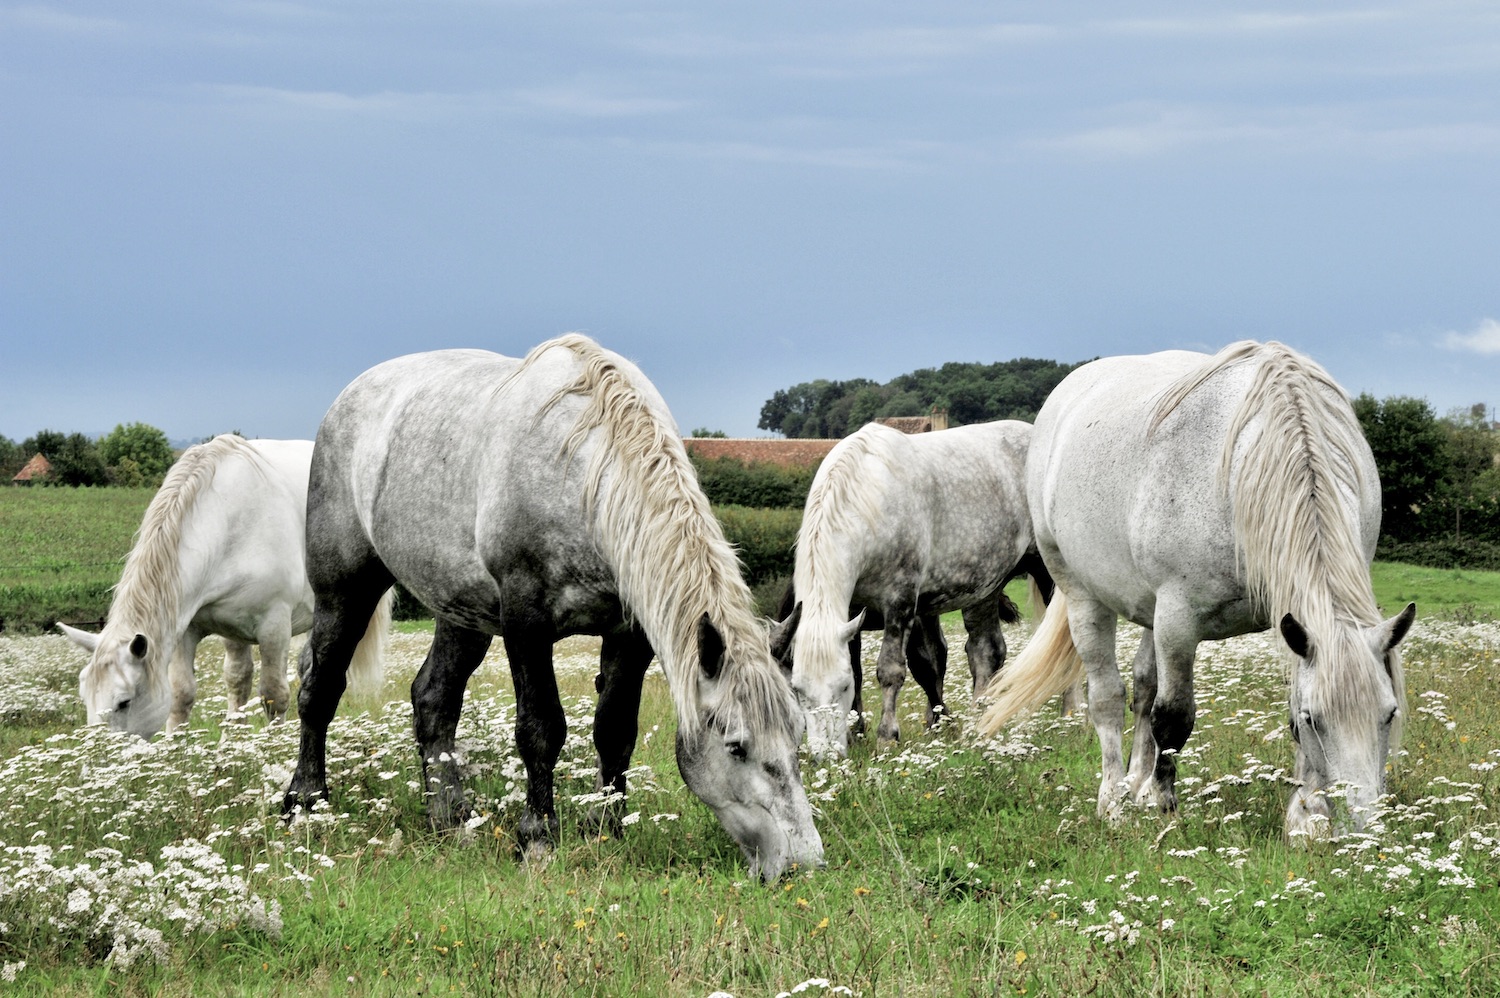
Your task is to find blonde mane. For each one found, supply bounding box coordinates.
[1152,340,1403,742]
[792,423,902,681]
[511,334,792,739]
[91,434,264,695]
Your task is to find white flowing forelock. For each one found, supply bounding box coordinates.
[512,335,793,740]
[791,423,901,682]
[84,434,263,699]
[1151,341,1401,741]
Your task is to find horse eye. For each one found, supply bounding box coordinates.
[1386,707,1399,725]
[725,740,748,761]
[115,699,132,714]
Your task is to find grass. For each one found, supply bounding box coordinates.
[3,601,1499,996]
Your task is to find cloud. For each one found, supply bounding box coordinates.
[1441,318,1500,355]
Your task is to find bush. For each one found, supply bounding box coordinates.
[715,505,801,587]
[1376,538,1500,572]
[690,456,814,509]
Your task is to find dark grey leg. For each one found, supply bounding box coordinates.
[584,627,656,839]
[410,616,494,830]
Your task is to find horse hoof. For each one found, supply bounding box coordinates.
[281,787,330,819]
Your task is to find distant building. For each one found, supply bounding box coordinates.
[11,453,52,485]
[875,407,949,434]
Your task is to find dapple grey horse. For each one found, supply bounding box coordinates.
[283,335,822,882]
[785,419,1052,758]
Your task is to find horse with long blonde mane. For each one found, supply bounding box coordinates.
[785,419,1051,758]
[979,341,1414,836]
[62,435,391,738]
[284,335,822,882]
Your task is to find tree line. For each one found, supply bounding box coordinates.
[0,424,178,487]
[757,357,1087,438]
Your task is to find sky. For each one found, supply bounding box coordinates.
[3,1,1499,444]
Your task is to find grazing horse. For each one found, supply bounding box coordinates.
[979,342,1415,836]
[284,335,823,882]
[63,435,391,738]
[785,420,1051,758]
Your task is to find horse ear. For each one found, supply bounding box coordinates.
[837,608,867,646]
[129,634,149,660]
[697,613,726,681]
[1279,613,1310,659]
[1380,602,1417,652]
[56,622,101,653]
[768,602,802,668]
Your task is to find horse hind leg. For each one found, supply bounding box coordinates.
[584,627,655,840]
[411,616,494,832]
[1067,597,1128,821]
[1144,615,1199,815]
[222,639,255,717]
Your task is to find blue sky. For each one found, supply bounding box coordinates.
[3,2,1498,442]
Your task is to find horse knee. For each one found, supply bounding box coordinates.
[1150,698,1195,754]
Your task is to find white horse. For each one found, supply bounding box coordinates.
[786,420,1051,758]
[283,335,823,882]
[62,435,391,738]
[980,341,1415,837]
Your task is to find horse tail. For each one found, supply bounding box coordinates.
[345,588,394,694]
[977,588,1083,735]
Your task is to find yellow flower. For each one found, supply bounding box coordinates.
[1015,949,1027,967]
[796,897,811,909]
[853,886,871,897]
[816,917,830,931]
[574,919,587,930]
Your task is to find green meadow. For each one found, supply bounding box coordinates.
[1,488,1498,995]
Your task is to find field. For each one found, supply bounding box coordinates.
[2,489,1499,996]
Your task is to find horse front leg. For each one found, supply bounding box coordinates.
[846,628,867,737]
[284,588,387,816]
[960,601,1005,695]
[254,608,294,722]
[584,628,655,840]
[906,614,948,729]
[874,614,910,746]
[501,605,566,861]
[1124,631,1159,805]
[222,639,255,717]
[167,633,201,733]
[411,617,493,831]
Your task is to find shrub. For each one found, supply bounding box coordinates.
[690,456,814,509]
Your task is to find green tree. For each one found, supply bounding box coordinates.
[690,428,728,438]
[21,429,67,460]
[1352,394,1452,542]
[99,422,176,483]
[0,434,25,479]
[49,433,108,487]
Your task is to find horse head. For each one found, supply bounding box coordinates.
[785,607,865,759]
[675,614,825,883]
[63,624,171,738]
[1281,602,1416,837]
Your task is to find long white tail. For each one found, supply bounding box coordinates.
[978,588,1084,734]
[345,588,394,694]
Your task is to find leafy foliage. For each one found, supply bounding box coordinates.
[757,358,1087,438]
[98,423,176,485]
[690,454,814,509]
